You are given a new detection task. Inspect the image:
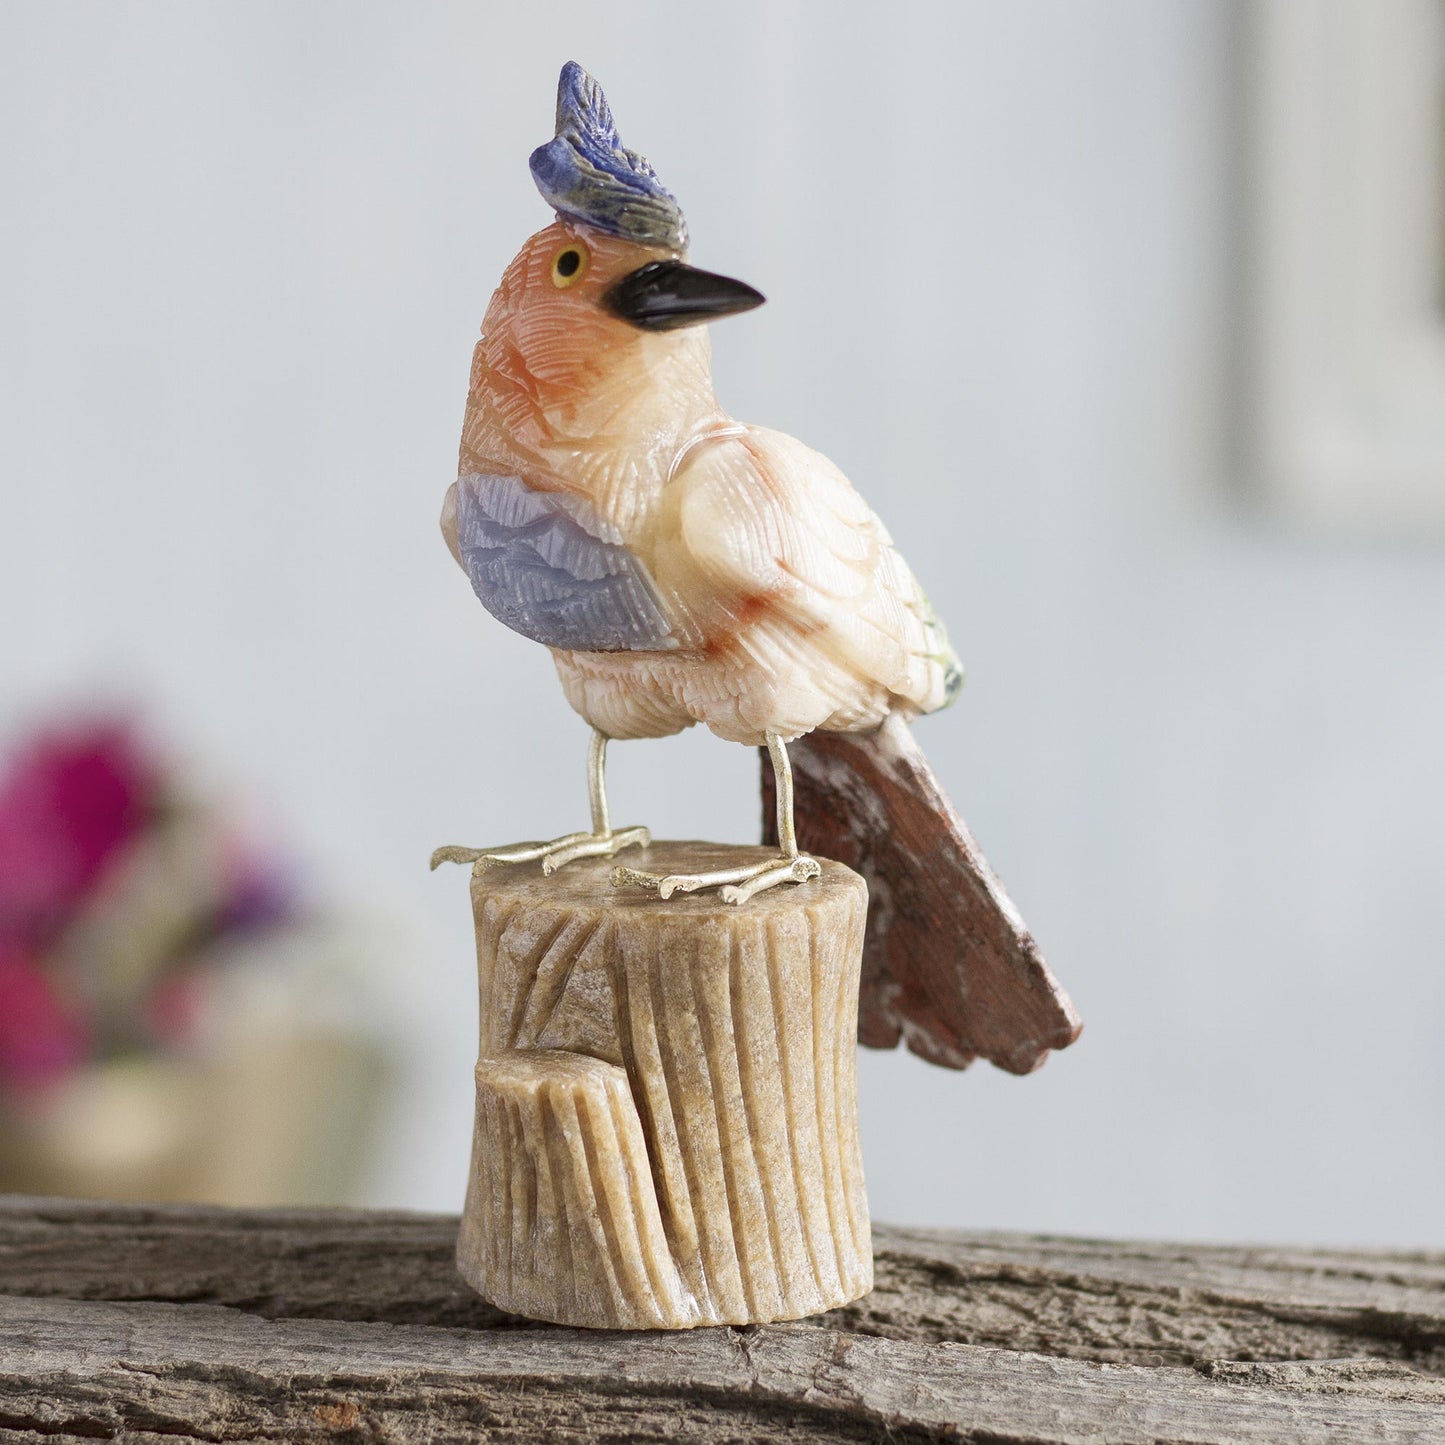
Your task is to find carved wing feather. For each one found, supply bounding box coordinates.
[451,472,678,652]
[677,429,957,715]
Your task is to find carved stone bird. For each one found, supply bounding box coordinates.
[433,63,1079,1074]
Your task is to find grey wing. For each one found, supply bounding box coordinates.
[452,472,678,652]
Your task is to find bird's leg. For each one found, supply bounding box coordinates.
[611,732,821,904]
[429,728,649,874]
[538,729,653,873]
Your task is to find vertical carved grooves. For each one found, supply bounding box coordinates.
[562,1089,623,1315]
[640,926,712,1317]
[765,911,824,1297]
[537,1085,579,1322]
[836,889,870,1277]
[687,925,751,1317]
[458,848,872,1329]
[729,918,787,1318]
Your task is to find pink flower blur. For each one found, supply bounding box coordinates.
[0,942,91,1087]
[0,721,156,949]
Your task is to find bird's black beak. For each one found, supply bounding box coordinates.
[603,260,765,332]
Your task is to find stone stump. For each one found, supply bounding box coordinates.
[456,840,872,1329]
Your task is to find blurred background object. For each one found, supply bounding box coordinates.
[1,0,1441,1244]
[0,717,389,1203]
[1247,1,1445,531]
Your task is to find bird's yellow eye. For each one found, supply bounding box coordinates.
[551,243,589,288]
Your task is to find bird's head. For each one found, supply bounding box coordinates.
[479,64,763,433]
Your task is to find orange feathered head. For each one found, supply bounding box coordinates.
[479,65,764,416]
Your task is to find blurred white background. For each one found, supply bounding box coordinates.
[2,0,1442,1247]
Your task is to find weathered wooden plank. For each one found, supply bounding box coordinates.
[1,1198,1440,1374]
[4,1293,1445,1445]
[0,1198,1442,1443]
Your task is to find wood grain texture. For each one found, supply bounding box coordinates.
[459,842,871,1329]
[762,716,1082,1073]
[1,1199,1442,1443]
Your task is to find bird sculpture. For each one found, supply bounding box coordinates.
[433,63,1079,1075]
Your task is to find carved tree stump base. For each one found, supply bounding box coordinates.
[457,840,871,1330]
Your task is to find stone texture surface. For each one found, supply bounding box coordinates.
[1,1198,1442,1443]
[459,842,872,1329]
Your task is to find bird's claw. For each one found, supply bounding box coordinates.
[430,826,649,874]
[611,853,820,905]
[719,855,821,903]
[541,825,650,873]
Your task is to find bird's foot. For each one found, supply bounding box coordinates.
[611,852,821,905]
[430,825,650,875]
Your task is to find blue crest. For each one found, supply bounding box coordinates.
[529,62,688,251]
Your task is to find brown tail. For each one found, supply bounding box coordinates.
[762,714,1081,1074]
